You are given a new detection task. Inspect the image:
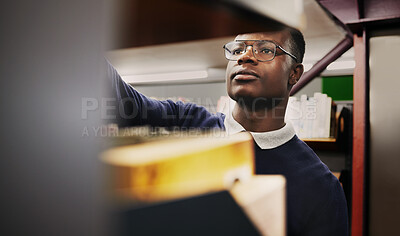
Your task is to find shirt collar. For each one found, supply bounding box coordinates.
[224,112,296,149]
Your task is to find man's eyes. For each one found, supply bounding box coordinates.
[231,47,244,55]
[258,48,274,54]
[227,44,274,55]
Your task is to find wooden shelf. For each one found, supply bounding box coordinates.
[301,137,336,143]
[302,137,341,152]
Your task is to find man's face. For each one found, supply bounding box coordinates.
[226,31,294,108]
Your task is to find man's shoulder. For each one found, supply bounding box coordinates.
[268,135,338,186]
[265,135,320,164]
[285,136,343,197]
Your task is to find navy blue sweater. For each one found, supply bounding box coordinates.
[107,62,348,236]
[254,137,348,235]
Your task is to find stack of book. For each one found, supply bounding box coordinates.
[285,93,334,139]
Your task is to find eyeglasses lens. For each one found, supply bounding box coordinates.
[224,41,276,61]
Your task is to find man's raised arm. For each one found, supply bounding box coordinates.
[106,61,225,130]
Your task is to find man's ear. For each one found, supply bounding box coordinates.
[289,63,304,86]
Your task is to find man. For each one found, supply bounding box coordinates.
[107,27,348,235]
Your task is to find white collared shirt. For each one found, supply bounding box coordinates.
[224,112,296,149]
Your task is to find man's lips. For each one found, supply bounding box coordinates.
[231,70,260,81]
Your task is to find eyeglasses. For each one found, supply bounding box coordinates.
[223,40,298,63]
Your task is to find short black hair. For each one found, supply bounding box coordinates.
[237,27,305,63]
[286,27,306,63]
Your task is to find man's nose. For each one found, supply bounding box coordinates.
[238,45,258,65]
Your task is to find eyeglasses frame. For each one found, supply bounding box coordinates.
[223,40,298,63]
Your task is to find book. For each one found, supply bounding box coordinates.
[286,93,334,139]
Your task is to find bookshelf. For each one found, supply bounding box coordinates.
[302,104,352,156]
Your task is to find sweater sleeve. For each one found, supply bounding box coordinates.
[106,61,225,130]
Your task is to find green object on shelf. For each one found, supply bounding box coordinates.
[322,75,353,101]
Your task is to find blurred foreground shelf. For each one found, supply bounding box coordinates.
[115,176,286,236]
[102,131,286,236]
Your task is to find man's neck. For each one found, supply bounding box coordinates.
[232,98,288,132]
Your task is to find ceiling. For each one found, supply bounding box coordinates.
[106,0,354,84]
